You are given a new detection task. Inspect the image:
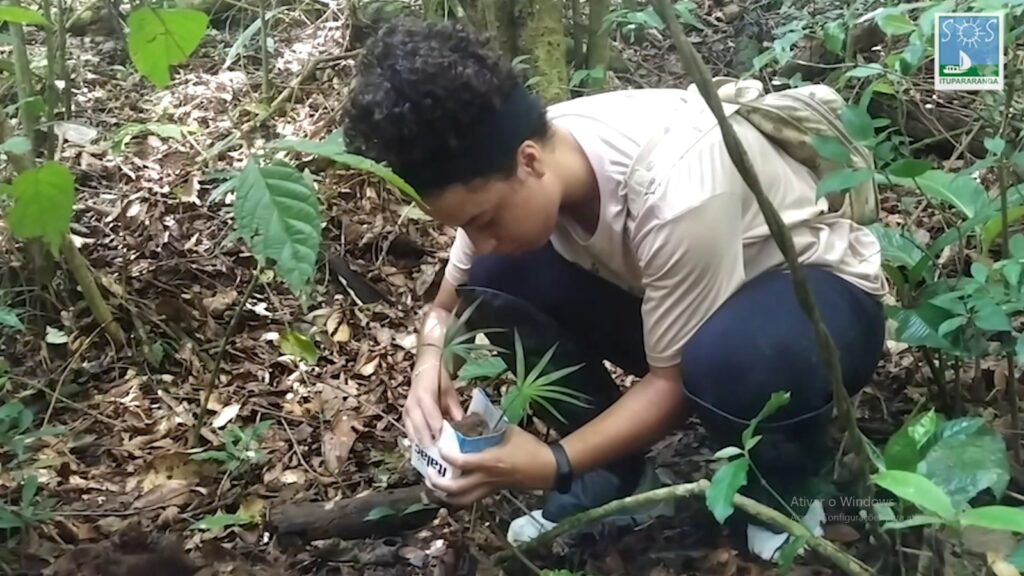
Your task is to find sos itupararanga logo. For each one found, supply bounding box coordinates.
[935,12,1004,91]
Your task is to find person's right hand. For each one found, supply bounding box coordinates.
[404,359,465,447]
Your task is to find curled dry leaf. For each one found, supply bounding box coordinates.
[203,289,238,317]
[132,478,195,509]
[212,403,241,429]
[358,356,379,377]
[323,412,361,475]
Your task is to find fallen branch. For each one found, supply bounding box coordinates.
[268,486,442,542]
[495,480,873,576]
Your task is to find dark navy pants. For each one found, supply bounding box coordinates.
[455,241,885,499]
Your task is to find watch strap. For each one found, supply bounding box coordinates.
[549,442,573,494]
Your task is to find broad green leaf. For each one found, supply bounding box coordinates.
[882,170,989,218]
[233,159,321,294]
[365,505,396,521]
[811,135,851,164]
[840,106,874,143]
[1009,541,1024,569]
[974,301,1012,332]
[457,356,508,381]
[881,514,947,530]
[899,32,927,75]
[868,223,925,269]
[741,391,790,450]
[5,161,75,257]
[823,21,845,55]
[279,330,318,364]
[917,425,1010,511]
[0,136,30,155]
[0,6,49,26]
[268,132,422,203]
[960,506,1024,534]
[844,64,885,78]
[1012,235,1024,259]
[706,458,749,524]
[985,137,1006,156]
[972,262,989,282]
[816,168,873,198]
[884,409,939,471]
[877,12,916,36]
[714,446,743,459]
[871,470,956,520]
[938,316,967,336]
[888,304,953,349]
[126,7,209,88]
[0,306,23,332]
[775,533,809,570]
[981,208,1024,256]
[1001,261,1022,288]
[887,159,931,179]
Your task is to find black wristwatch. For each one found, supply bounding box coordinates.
[549,442,573,494]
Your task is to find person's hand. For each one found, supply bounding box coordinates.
[404,359,464,447]
[427,426,556,507]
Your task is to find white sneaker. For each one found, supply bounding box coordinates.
[746,499,826,561]
[506,461,673,545]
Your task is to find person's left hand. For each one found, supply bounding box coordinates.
[427,425,556,507]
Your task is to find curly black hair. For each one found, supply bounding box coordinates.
[342,19,551,198]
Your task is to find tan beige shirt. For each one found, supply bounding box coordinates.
[445,88,887,368]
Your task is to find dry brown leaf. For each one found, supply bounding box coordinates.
[322,412,361,475]
[212,403,241,429]
[203,289,238,317]
[823,522,861,543]
[132,478,195,509]
[358,356,379,376]
[134,452,201,493]
[280,469,307,485]
[239,495,265,520]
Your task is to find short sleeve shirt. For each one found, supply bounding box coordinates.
[445,88,887,368]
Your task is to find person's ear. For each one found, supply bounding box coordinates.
[516,140,546,180]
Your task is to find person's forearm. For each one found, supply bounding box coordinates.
[414,279,460,370]
[559,365,686,476]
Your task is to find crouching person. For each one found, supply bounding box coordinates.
[340,18,888,560]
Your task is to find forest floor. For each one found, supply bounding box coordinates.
[2,1,1019,575]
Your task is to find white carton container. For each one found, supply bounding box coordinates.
[409,388,509,481]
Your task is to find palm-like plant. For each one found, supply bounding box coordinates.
[500,329,592,427]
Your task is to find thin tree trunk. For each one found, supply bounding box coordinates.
[585,0,610,89]
[61,236,127,348]
[516,0,568,103]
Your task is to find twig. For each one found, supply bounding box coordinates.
[280,417,334,483]
[495,479,872,576]
[43,323,107,426]
[192,267,262,447]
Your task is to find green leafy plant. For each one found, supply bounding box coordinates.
[0,400,64,462]
[500,330,590,427]
[0,475,55,534]
[191,421,273,473]
[126,7,209,88]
